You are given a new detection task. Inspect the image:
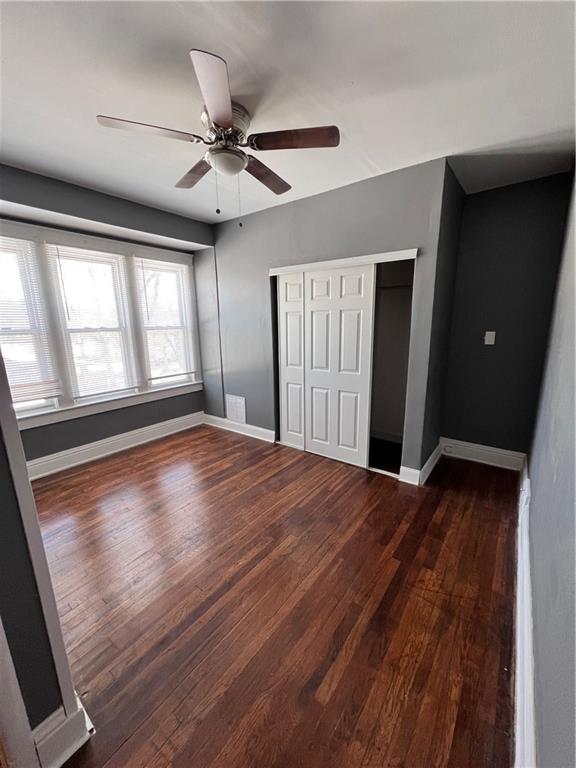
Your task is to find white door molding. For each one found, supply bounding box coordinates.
[269,248,417,276]
[33,702,92,768]
[0,350,82,721]
[0,617,41,768]
[515,463,536,768]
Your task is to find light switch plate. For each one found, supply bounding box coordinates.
[484,330,496,345]
[225,394,246,424]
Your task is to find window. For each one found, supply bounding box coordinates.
[0,237,61,411]
[49,246,136,399]
[134,259,195,387]
[0,231,201,417]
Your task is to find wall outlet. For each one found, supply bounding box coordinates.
[225,394,246,424]
[484,330,496,345]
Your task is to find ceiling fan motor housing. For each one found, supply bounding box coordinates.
[201,101,251,143]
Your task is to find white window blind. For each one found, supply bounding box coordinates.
[0,231,201,416]
[0,237,61,404]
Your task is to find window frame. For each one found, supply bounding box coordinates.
[0,220,203,428]
[0,239,63,406]
[133,257,198,388]
[49,247,137,400]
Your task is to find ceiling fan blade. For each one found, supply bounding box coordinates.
[97,115,204,143]
[247,126,340,151]
[175,159,211,189]
[245,156,291,195]
[189,50,233,128]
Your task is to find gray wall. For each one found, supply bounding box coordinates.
[21,390,204,460]
[529,192,574,768]
[194,248,225,418]
[210,158,451,469]
[0,428,62,728]
[443,173,573,452]
[421,163,464,463]
[0,163,213,247]
[370,261,414,443]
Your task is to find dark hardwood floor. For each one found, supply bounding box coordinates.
[33,425,517,768]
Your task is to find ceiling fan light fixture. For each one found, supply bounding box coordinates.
[206,147,247,176]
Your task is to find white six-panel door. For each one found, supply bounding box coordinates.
[279,265,375,467]
[278,273,304,449]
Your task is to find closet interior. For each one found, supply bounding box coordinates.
[368,260,414,474]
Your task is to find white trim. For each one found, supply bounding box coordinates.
[440,437,525,471]
[0,350,79,715]
[419,442,443,485]
[368,443,441,486]
[26,411,206,480]
[18,382,203,430]
[515,462,536,768]
[0,216,202,262]
[203,414,275,443]
[0,617,41,768]
[399,465,420,485]
[269,248,418,276]
[33,701,91,768]
[24,412,281,481]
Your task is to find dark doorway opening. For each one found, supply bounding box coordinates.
[369,260,414,475]
[369,437,403,473]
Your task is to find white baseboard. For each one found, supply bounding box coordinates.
[27,411,206,480]
[419,443,443,485]
[515,462,536,768]
[26,411,279,479]
[34,700,91,768]
[440,437,526,471]
[399,466,420,485]
[397,437,523,488]
[203,414,276,443]
[395,444,442,487]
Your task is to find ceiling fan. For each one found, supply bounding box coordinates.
[97,50,340,195]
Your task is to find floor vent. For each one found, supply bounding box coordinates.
[225,394,246,424]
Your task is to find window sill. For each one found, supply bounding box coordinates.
[17,382,203,431]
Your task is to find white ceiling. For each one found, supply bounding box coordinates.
[0,1,573,223]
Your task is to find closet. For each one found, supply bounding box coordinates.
[276,254,415,476]
[369,260,414,474]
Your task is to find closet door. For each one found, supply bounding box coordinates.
[305,264,375,467]
[278,273,304,448]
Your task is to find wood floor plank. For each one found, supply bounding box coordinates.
[31,426,517,768]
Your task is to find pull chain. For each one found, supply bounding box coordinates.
[215,172,221,215]
[237,174,243,227]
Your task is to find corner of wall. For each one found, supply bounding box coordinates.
[194,247,226,418]
[419,158,465,466]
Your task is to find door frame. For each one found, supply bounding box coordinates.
[0,617,41,768]
[271,249,418,480]
[0,350,91,764]
[269,248,417,277]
